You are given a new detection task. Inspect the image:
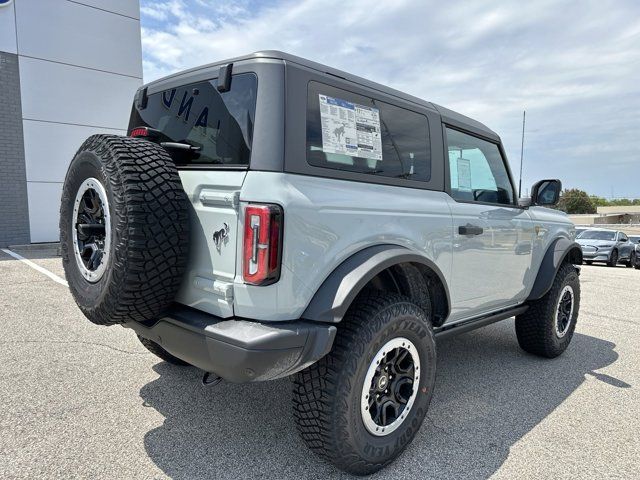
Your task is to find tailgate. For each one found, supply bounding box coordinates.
[175,170,247,317]
[127,72,260,318]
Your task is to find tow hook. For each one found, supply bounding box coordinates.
[202,372,223,387]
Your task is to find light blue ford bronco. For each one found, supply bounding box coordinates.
[60,51,583,475]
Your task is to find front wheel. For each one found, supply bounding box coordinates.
[292,293,436,475]
[515,262,580,358]
[607,249,619,267]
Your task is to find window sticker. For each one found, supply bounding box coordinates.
[456,157,472,191]
[318,95,383,160]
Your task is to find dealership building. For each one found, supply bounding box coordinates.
[0,0,142,246]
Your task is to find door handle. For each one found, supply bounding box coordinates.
[459,224,484,236]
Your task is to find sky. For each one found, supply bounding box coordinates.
[139,0,640,198]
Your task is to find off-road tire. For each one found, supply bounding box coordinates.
[607,249,618,267]
[292,293,436,475]
[60,135,190,326]
[137,335,190,366]
[391,264,432,317]
[515,262,580,358]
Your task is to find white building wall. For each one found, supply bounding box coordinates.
[0,1,17,54]
[14,0,142,242]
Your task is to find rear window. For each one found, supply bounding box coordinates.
[306,82,431,182]
[129,73,257,167]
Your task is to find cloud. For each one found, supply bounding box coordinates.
[139,0,640,197]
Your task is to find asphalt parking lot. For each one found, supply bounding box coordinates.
[1,248,638,479]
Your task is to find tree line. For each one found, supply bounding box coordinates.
[556,189,640,214]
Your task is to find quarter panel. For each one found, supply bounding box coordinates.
[236,171,453,320]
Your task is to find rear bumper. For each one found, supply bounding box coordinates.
[126,305,336,383]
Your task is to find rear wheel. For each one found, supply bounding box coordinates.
[515,263,580,358]
[607,249,618,267]
[292,293,436,475]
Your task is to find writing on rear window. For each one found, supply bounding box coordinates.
[129,73,257,167]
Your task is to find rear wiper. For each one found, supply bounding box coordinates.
[160,142,201,152]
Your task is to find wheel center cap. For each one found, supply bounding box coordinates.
[377,375,388,390]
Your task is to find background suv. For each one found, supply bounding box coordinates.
[577,229,635,267]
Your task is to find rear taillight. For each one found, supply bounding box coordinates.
[129,127,160,138]
[243,204,283,285]
[129,127,149,137]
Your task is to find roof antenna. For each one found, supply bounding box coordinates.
[518,110,526,198]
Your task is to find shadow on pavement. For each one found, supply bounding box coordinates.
[140,320,626,479]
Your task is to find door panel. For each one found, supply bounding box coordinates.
[447,200,534,321]
[443,126,534,322]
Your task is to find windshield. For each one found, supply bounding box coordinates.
[629,236,640,244]
[577,230,616,241]
[128,73,257,167]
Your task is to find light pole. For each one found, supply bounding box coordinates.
[518,110,526,198]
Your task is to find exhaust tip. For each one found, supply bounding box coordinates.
[202,372,223,387]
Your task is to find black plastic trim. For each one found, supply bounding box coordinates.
[434,305,528,339]
[126,304,336,383]
[302,244,451,323]
[527,238,583,301]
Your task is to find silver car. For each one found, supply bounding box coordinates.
[577,228,636,267]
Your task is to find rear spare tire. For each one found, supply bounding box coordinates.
[60,135,190,325]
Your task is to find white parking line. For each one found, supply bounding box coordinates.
[1,248,69,287]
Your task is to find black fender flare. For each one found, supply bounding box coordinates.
[527,237,583,301]
[302,244,450,323]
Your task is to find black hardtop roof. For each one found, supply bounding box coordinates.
[144,50,499,141]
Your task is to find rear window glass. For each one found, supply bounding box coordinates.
[306,82,430,181]
[129,73,257,167]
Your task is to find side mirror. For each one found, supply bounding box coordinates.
[531,179,562,206]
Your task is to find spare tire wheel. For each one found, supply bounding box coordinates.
[59,134,190,325]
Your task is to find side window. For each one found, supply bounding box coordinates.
[619,232,628,242]
[445,127,515,205]
[306,82,431,182]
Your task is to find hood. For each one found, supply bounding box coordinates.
[577,238,615,247]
